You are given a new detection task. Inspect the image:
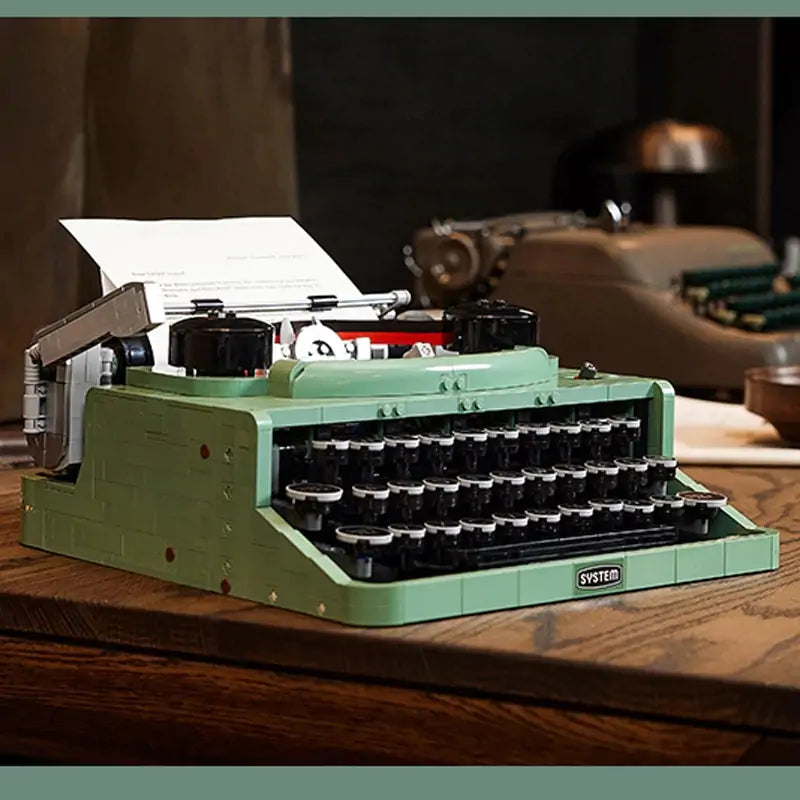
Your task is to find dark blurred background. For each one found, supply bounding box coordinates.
[293,18,780,290]
[0,18,796,420]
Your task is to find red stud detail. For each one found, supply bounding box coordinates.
[200,444,210,459]
[220,579,231,595]
[165,547,175,563]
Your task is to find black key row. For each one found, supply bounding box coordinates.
[316,490,728,580]
[283,454,679,527]
[296,417,643,484]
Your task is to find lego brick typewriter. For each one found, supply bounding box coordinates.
[20,286,779,627]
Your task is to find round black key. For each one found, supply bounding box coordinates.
[644,455,678,496]
[454,428,489,440]
[554,463,588,504]
[486,424,520,468]
[457,473,494,515]
[581,418,613,460]
[554,463,588,476]
[385,434,421,449]
[676,491,727,538]
[424,519,461,564]
[286,482,344,503]
[517,421,551,466]
[611,416,642,431]
[551,421,582,433]
[610,416,641,457]
[518,421,551,435]
[551,421,582,462]
[492,511,529,542]
[352,483,390,499]
[585,460,620,498]
[389,522,426,539]
[678,490,728,508]
[387,479,425,522]
[526,508,562,537]
[423,476,460,491]
[622,498,655,528]
[582,418,612,431]
[420,432,455,474]
[558,502,594,535]
[522,466,557,507]
[335,524,393,546]
[349,436,386,482]
[335,524,393,579]
[490,470,526,484]
[384,434,421,479]
[311,438,350,452]
[589,498,623,531]
[454,428,489,472]
[424,519,462,538]
[486,425,520,440]
[388,522,427,564]
[650,493,685,525]
[615,457,650,498]
[310,437,350,483]
[351,482,390,523]
[350,436,385,452]
[490,470,526,510]
[459,517,497,547]
[388,479,425,495]
[423,476,460,517]
[420,432,456,446]
[285,482,343,534]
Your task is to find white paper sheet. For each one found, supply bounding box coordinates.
[61,216,374,366]
[674,395,800,466]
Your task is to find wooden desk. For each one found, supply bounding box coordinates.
[0,465,798,765]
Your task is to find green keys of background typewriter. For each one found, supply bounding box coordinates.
[685,274,777,303]
[722,289,800,314]
[739,304,800,331]
[680,262,779,289]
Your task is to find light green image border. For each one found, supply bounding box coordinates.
[0,2,799,16]
[1,766,797,796]
[0,1,797,789]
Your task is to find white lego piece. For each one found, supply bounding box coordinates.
[402,342,436,359]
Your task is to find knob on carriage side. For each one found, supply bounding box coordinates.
[169,311,273,377]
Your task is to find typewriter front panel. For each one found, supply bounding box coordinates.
[268,374,733,589]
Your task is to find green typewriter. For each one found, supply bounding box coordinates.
[19,283,779,627]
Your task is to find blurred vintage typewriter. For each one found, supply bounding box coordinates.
[406,200,800,398]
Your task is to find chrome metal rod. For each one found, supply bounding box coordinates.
[433,211,586,235]
[164,289,412,318]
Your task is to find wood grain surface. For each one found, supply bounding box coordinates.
[0,633,798,765]
[0,465,799,747]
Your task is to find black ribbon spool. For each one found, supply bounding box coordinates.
[443,299,539,354]
[169,312,273,377]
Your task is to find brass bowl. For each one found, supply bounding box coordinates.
[744,366,800,443]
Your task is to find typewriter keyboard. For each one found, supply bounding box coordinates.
[681,262,800,332]
[271,405,727,582]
